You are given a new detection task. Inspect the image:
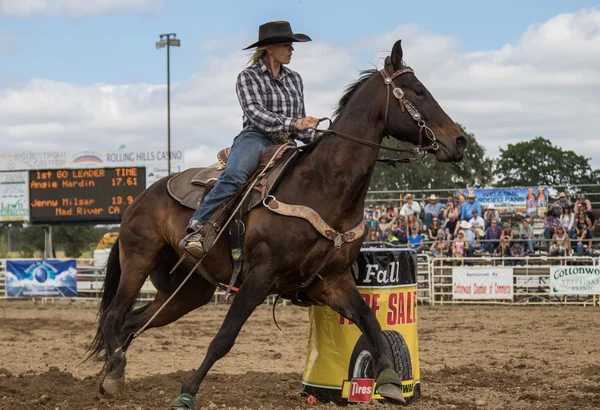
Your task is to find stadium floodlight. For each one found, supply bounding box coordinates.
[155,33,180,175]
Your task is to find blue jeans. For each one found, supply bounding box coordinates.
[483,241,498,253]
[522,238,534,253]
[191,131,277,224]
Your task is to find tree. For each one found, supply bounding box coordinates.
[19,225,46,257]
[495,137,598,187]
[369,123,493,191]
[52,225,107,258]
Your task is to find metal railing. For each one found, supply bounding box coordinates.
[2,256,600,307]
[429,256,599,306]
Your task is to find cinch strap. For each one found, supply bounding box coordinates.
[263,196,364,248]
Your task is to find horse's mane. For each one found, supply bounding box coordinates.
[273,69,379,189]
[333,68,378,119]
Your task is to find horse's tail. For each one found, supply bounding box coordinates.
[84,238,122,361]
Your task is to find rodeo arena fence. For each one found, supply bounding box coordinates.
[1,184,600,306]
[1,254,600,307]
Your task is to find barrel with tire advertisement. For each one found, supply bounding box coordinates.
[301,248,420,405]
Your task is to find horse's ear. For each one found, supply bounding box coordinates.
[390,40,403,69]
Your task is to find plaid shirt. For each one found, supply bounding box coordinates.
[236,60,315,143]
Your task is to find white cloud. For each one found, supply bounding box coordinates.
[0,0,163,18]
[1,8,599,172]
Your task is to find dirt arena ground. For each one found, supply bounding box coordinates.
[1,301,599,410]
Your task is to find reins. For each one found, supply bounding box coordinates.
[314,66,440,166]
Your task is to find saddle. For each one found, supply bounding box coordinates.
[167,144,297,213]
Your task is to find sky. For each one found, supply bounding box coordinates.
[1,0,599,170]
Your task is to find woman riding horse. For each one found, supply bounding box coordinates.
[181,21,320,259]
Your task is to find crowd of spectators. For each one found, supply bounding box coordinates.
[363,190,598,262]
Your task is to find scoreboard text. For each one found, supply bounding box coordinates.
[28,167,146,223]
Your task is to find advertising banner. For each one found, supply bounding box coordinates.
[452,267,514,300]
[302,249,420,405]
[5,259,77,298]
[0,171,29,222]
[550,266,600,294]
[456,187,549,218]
[0,148,184,170]
[0,148,184,188]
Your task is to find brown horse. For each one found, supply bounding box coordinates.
[88,39,466,407]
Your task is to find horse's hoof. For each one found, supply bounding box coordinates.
[170,393,195,409]
[377,383,406,404]
[101,375,125,398]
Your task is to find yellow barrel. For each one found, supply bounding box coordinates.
[301,249,420,404]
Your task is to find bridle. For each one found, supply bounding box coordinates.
[316,66,441,165]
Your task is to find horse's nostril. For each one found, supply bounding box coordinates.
[456,136,467,149]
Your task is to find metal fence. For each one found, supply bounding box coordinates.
[429,256,599,306]
[2,255,599,307]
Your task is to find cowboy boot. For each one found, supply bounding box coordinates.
[180,219,207,259]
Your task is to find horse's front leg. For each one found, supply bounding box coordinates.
[307,272,406,404]
[169,267,272,409]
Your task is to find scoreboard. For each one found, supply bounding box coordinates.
[28,167,146,224]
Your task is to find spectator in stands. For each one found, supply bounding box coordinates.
[560,206,576,239]
[496,237,511,265]
[454,197,463,216]
[364,229,381,248]
[509,240,525,266]
[424,194,444,229]
[428,218,443,242]
[574,193,592,212]
[580,203,597,230]
[452,230,469,264]
[400,194,421,218]
[373,205,383,220]
[458,220,475,257]
[460,190,482,221]
[407,225,424,253]
[550,226,570,257]
[551,192,571,214]
[384,201,398,219]
[406,213,421,234]
[444,212,459,239]
[483,204,501,230]
[377,215,391,240]
[543,212,560,241]
[430,230,449,258]
[519,219,535,254]
[443,198,458,221]
[383,229,400,248]
[364,207,378,232]
[394,216,408,244]
[483,220,501,254]
[575,208,594,256]
[500,222,514,241]
[469,210,486,241]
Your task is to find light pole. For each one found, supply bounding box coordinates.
[156,33,181,175]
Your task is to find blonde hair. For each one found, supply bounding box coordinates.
[248,46,268,66]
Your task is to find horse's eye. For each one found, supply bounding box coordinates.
[416,87,424,96]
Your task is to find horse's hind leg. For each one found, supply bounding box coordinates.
[119,275,217,352]
[100,253,155,397]
[170,269,271,407]
[308,272,406,404]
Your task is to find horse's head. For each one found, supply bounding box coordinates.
[381,40,466,162]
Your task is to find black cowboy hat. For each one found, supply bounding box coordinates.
[242,21,311,50]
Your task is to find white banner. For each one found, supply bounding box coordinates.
[0,148,184,171]
[550,266,600,294]
[0,171,29,222]
[452,267,514,299]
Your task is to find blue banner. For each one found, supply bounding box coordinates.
[5,259,77,298]
[456,187,550,217]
